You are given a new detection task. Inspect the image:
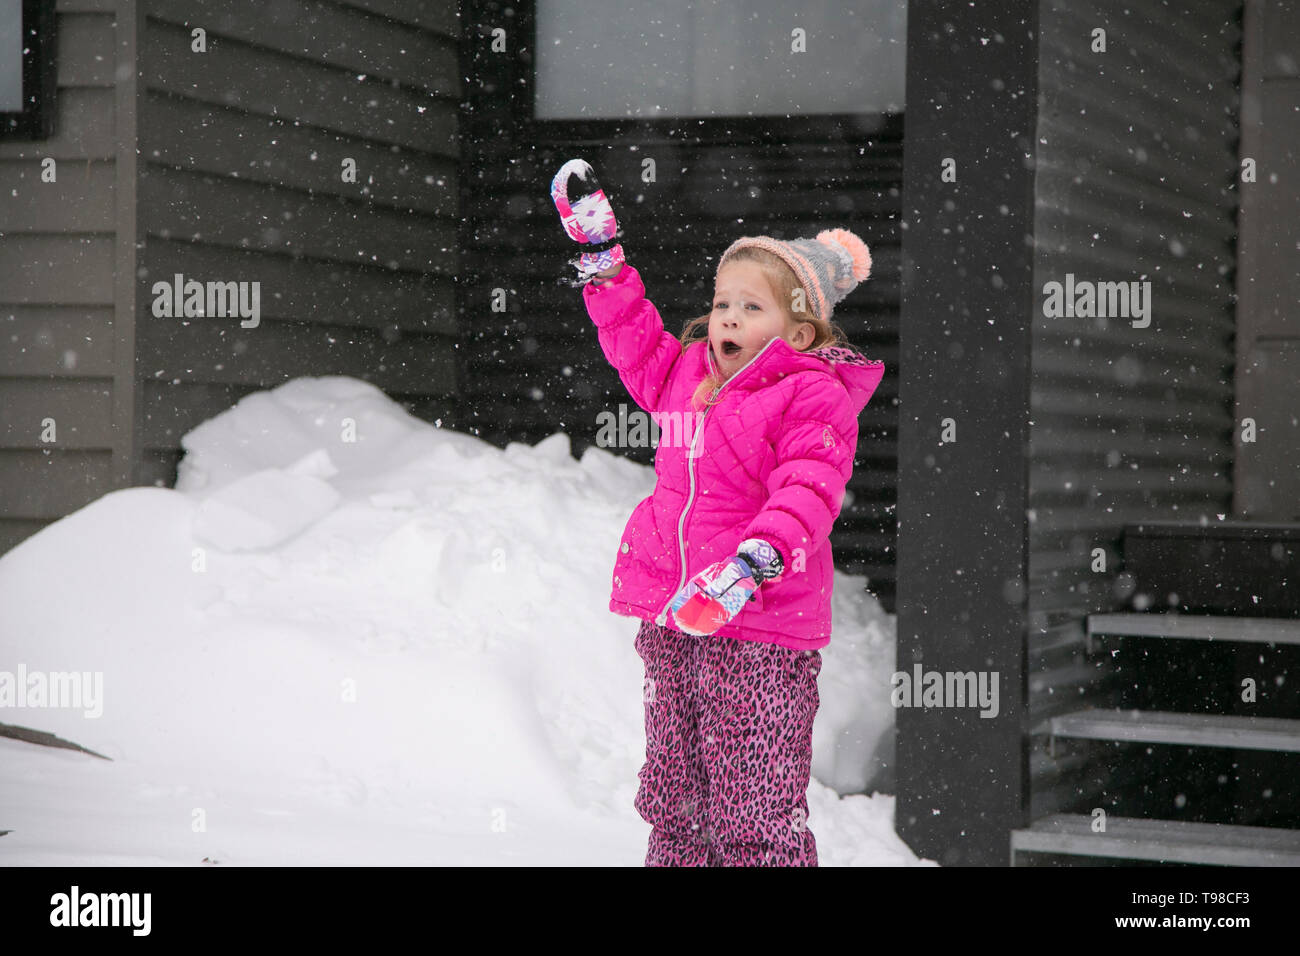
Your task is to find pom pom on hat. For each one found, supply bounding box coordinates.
[817,228,872,282]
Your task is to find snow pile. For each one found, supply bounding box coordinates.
[0,376,927,865]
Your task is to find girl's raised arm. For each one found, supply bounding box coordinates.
[582,264,686,415]
[552,159,685,414]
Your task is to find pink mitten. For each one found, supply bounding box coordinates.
[668,539,784,637]
[550,158,625,284]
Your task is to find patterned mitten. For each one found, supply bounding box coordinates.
[550,158,625,284]
[669,539,784,637]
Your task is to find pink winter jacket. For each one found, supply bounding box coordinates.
[583,264,885,651]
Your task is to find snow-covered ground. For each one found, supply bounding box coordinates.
[0,376,931,866]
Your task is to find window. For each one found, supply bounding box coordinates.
[1,0,57,140]
[535,0,906,120]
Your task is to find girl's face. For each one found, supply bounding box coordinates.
[708,261,814,378]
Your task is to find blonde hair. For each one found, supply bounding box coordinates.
[678,246,855,411]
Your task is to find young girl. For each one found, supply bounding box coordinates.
[552,160,885,866]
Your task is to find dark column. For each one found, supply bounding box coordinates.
[895,0,1039,865]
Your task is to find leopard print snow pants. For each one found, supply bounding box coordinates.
[633,619,821,867]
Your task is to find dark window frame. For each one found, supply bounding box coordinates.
[510,1,901,146]
[1,0,57,140]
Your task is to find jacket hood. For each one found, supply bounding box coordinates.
[705,336,884,414]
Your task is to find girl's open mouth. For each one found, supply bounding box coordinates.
[720,339,743,357]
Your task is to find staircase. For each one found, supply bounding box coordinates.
[1011,522,1300,866]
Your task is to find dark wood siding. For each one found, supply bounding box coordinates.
[1028,0,1243,817]
[459,0,903,612]
[134,0,461,486]
[0,0,119,555]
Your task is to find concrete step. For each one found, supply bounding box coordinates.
[1045,708,1300,754]
[1086,612,1300,653]
[1011,813,1300,865]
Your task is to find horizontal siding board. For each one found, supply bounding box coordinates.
[1027,666,1113,718]
[1028,584,1102,617]
[142,0,459,95]
[1027,585,1112,619]
[0,236,115,306]
[1,306,116,376]
[0,160,116,232]
[1029,505,1223,540]
[56,12,116,87]
[842,470,897,498]
[1029,545,1116,577]
[139,93,457,217]
[0,450,115,517]
[1032,389,1231,430]
[855,435,898,460]
[0,89,117,160]
[138,165,456,272]
[1029,748,1095,790]
[1029,465,1232,500]
[1033,323,1235,367]
[56,0,116,11]
[1033,349,1235,403]
[141,19,457,155]
[1028,429,1233,466]
[0,379,115,448]
[832,528,895,554]
[332,0,460,37]
[1029,474,1234,504]
[142,238,456,334]
[1031,618,1091,656]
[135,311,459,394]
[1030,523,1218,564]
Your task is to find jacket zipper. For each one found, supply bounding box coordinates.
[654,337,782,627]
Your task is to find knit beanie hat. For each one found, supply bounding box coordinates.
[715,228,872,324]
